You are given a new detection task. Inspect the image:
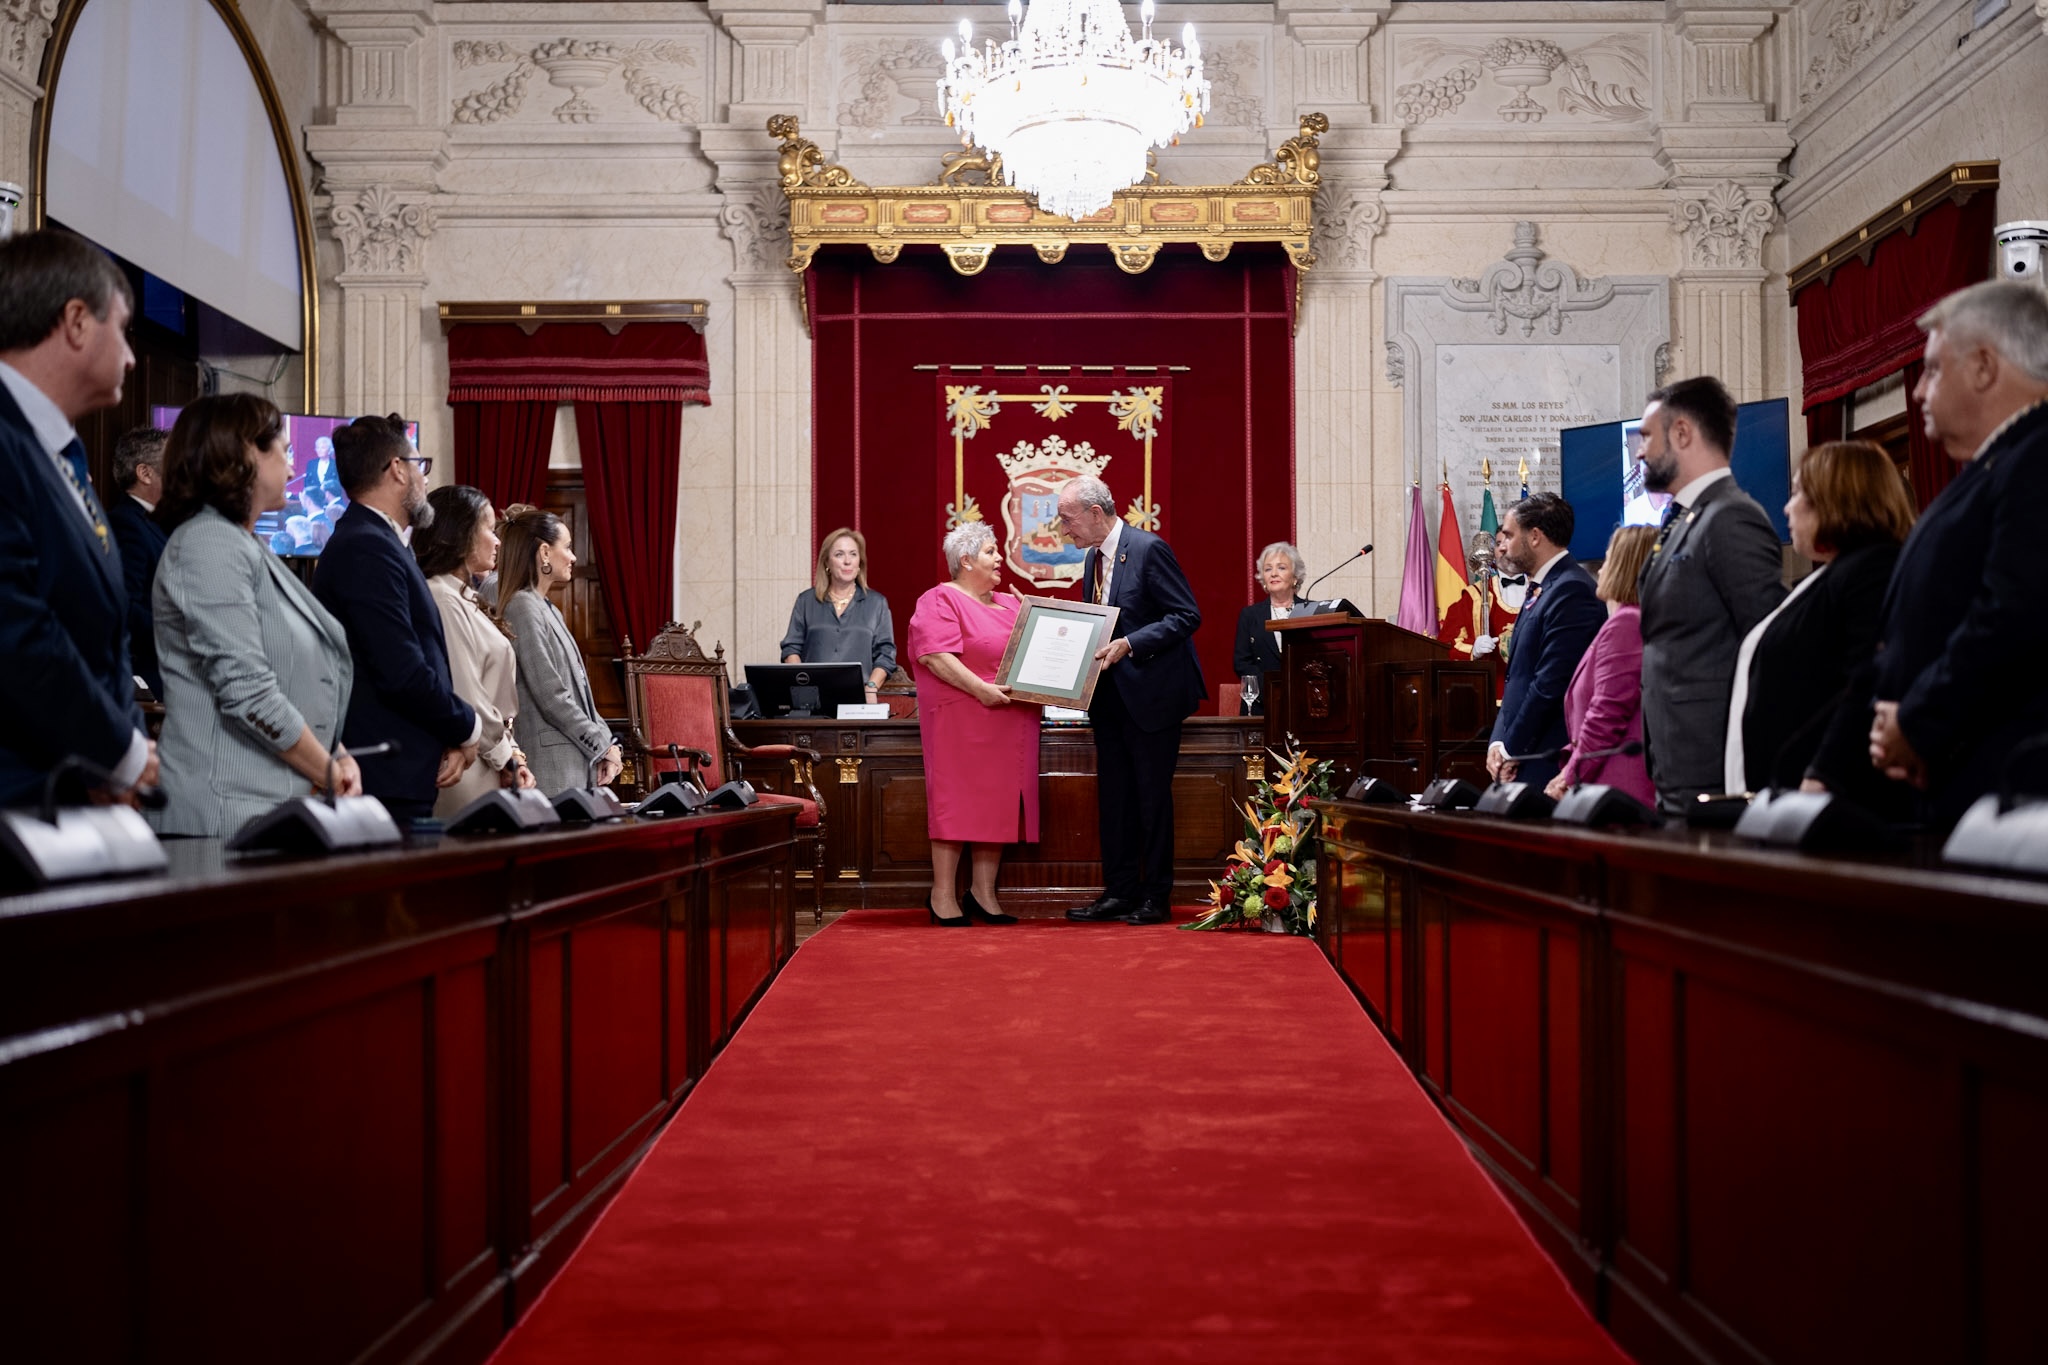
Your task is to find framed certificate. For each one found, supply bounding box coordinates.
[996,596,1121,709]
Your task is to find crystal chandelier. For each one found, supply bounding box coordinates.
[938,0,1209,222]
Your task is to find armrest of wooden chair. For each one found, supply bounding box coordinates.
[728,731,827,813]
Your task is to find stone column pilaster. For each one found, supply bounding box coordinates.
[707,0,827,126]
[328,186,437,417]
[0,0,57,209]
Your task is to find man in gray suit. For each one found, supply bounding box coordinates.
[1634,375,1786,812]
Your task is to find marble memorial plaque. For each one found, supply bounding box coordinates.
[1436,344,1619,535]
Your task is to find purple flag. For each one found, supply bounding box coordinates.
[1395,482,1437,636]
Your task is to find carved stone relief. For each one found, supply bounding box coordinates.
[331,186,436,276]
[1671,180,1776,270]
[720,182,793,275]
[2,0,57,81]
[1312,179,1385,272]
[449,36,703,126]
[1203,41,1266,128]
[1392,32,1651,127]
[1800,0,1917,105]
[835,39,947,129]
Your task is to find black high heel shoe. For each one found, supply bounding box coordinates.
[928,893,971,926]
[962,890,1018,925]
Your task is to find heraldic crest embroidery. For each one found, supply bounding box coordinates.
[937,368,1172,595]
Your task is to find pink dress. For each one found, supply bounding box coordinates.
[906,585,1042,843]
[1556,605,1657,806]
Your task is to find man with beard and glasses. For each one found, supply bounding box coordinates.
[313,414,478,822]
[1633,375,1786,812]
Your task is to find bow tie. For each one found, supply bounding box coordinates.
[1496,573,1527,587]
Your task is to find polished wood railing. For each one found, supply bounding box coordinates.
[0,808,797,1365]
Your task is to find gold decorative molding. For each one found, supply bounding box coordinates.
[1789,161,2000,293]
[835,756,861,784]
[1245,751,1266,783]
[770,113,1326,280]
[438,299,709,335]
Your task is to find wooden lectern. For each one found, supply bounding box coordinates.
[1260,614,1498,793]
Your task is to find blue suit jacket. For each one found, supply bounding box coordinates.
[107,493,168,696]
[312,502,476,811]
[1490,552,1605,789]
[1083,526,1206,731]
[0,384,144,804]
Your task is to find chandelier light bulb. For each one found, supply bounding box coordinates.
[942,37,956,61]
[959,19,972,44]
[936,0,1210,220]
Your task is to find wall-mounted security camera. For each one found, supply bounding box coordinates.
[1996,221,2048,282]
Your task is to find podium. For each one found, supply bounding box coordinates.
[1262,615,1498,794]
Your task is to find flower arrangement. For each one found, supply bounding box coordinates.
[1183,744,1337,934]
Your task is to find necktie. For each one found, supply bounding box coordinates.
[55,437,111,554]
[1095,549,1109,604]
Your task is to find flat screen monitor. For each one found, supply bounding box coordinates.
[744,662,868,719]
[1557,397,1792,560]
[149,406,422,558]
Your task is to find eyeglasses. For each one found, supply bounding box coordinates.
[398,454,433,478]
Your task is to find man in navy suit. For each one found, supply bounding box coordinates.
[313,415,477,822]
[1058,475,1205,926]
[0,229,157,806]
[106,426,169,697]
[1857,280,2048,825]
[1486,492,1606,792]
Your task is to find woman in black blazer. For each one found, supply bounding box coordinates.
[1233,542,1312,716]
[1725,441,1916,799]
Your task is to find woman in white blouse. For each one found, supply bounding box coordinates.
[413,485,534,818]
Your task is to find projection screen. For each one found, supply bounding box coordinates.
[45,0,303,349]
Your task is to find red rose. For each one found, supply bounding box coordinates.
[1263,885,1290,909]
[1264,859,1284,875]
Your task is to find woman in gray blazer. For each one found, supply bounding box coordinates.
[496,509,620,794]
[151,395,359,836]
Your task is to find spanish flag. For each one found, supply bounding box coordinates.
[1435,483,1481,657]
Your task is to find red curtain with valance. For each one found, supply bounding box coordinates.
[806,244,1296,712]
[447,320,709,650]
[1793,190,1997,504]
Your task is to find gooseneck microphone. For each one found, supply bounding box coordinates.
[326,740,395,808]
[41,753,167,823]
[1302,544,1373,601]
[1501,739,1643,768]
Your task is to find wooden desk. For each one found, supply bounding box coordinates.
[0,808,797,1365]
[1316,802,2048,1365]
[732,716,1265,912]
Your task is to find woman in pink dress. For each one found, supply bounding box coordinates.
[906,522,1041,926]
[1544,525,1658,807]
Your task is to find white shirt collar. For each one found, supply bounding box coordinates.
[128,493,155,513]
[1673,465,1733,509]
[366,502,412,547]
[1098,518,1123,566]
[1528,548,1566,585]
[0,360,78,458]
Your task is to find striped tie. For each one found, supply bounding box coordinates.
[56,437,111,554]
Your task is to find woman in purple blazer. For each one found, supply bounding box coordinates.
[1545,525,1658,805]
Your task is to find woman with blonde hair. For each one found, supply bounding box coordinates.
[1727,440,1916,800]
[781,526,896,703]
[1544,524,1657,805]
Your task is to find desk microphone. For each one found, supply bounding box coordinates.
[325,740,394,808]
[1302,544,1373,601]
[1501,739,1643,767]
[1418,732,1492,810]
[41,753,168,822]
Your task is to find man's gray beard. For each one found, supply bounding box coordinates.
[407,489,435,530]
[1640,452,1679,493]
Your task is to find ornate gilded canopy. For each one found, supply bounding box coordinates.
[769,112,1328,278]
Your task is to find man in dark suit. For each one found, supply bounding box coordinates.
[1634,375,1787,812]
[107,426,169,697]
[312,415,477,822]
[1485,493,1604,792]
[1058,475,1205,925]
[0,229,158,806]
[1859,280,2048,825]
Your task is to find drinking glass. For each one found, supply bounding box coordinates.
[1239,673,1261,716]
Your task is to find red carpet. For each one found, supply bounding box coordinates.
[491,911,1629,1363]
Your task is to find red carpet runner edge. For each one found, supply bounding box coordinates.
[489,909,1630,1363]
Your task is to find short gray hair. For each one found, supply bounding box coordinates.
[1061,475,1116,518]
[1919,279,2048,384]
[1256,540,1305,588]
[943,520,996,575]
[113,426,167,491]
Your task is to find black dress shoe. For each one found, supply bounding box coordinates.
[1065,896,1132,923]
[928,893,971,926]
[962,890,1017,924]
[1121,899,1171,926]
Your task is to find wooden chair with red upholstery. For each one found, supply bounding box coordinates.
[877,664,918,719]
[622,621,827,923]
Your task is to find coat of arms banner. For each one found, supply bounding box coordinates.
[937,368,1174,597]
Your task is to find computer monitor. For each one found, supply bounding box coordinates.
[743,662,869,718]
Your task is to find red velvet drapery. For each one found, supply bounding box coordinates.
[573,401,684,655]
[807,244,1296,711]
[446,320,709,651]
[1793,191,1997,504]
